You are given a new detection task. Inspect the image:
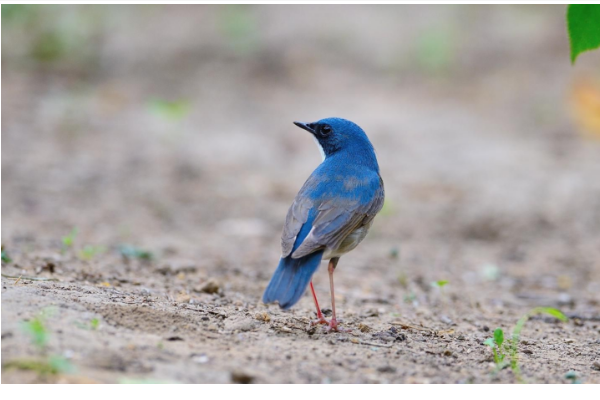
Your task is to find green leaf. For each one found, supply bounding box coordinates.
[21,317,48,349]
[78,245,106,261]
[432,280,449,288]
[48,355,75,374]
[565,370,582,384]
[483,338,495,348]
[62,228,77,248]
[147,99,190,122]
[119,244,153,261]
[567,5,600,64]
[530,307,568,322]
[493,328,504,347]
[2,249,12,263]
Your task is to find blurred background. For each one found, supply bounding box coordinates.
[3,4,600,306]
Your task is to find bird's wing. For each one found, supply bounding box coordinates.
[281,195,312,257]
[290,177,385,259]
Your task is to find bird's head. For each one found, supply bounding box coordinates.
[293,117,376,163]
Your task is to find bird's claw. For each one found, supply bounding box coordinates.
[324,318,351,333]
[309,316,329,327]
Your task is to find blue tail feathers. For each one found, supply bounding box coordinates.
[262,251,323,309]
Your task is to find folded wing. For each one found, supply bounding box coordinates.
[281,175,384,259]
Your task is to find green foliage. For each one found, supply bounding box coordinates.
[47,355,75,374]
[21,316,49,349]
[61,228,77,251]
[493,327,504,347]
[20,307,57,350]
[14,308,76,377]
[218,5,259,54]
[483,308,567,381]
[397,271,408,288]
[75,317,100,330]
[31,31,66,63]
[510,307,567,382]
[415,28,455,75]
[1,247,12,263]
[565,370,582,384]
[79,245,106,260]
[567,5,600,63]
[2,5,103,67]
[147,98,191,122]
[431,280,449,288]
[1,4,35,24]
[403,292,417,304]
[3,356,74,375]
[484,328,507,367]
[119,244,154,261]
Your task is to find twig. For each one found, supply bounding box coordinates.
[1,274,59,281]
[354,340,393,348]
[13,275,23,285]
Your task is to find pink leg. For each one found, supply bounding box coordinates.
[309,281,328,326]
[326,258,350,333]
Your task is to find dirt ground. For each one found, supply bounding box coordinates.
[2,5,600,383]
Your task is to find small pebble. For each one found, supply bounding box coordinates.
[231,370,254,384]
[377,365,396,373]
[191,354,209,364]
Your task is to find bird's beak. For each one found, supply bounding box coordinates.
[293,121,316,135]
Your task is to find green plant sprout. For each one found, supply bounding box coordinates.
[61,228,77,253]
[431,280,449,304]
[75,317,100,330]
[403,292,417,304]
[432,280,449,288]
[397,271,408,288]
[21,315,49,350]
[147,98,190,122]
[12,308,75,377]
[484,307,567,382]
[3,355,74,376]
[510,307,567,382]
[218,4,259,55]
[484,328,508,370]
[564,370,582,384]
[79,245,106,261]
[119,244,154,261]
[1,246,12,263]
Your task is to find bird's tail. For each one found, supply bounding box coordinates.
[262,251,324,309]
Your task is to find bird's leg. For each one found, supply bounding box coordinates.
[326,258,350,333]
[309,281,328,326]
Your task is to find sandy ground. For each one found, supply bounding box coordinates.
[2,5,600,383]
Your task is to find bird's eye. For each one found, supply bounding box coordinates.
[321,125,332,135]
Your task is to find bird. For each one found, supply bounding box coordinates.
[262,117,384,332]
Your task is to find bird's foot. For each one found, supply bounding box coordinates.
[325,318,351,333]
[309,316,329,327]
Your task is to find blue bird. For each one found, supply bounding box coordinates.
[263,117,384,332]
